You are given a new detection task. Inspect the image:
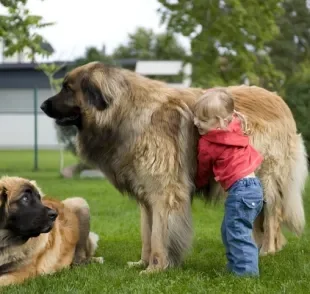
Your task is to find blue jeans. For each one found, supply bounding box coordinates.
[221,177,263,277]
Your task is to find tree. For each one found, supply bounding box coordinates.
[283,61,310,158]
[113,26,186,61]
[158,0,284,89]
[113,26,187,82]
[0,0,54,61]
[267,0,310,83]
[73,45,118,68]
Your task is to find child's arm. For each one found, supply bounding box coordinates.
[195,149,213,189]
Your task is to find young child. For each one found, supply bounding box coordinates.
[194,87,264,277]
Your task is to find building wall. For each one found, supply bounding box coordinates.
[0,114,59,149]
[0,88,59,149]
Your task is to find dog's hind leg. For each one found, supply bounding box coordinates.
[253,205,264,249]
[128,203,152,269]
[259,175,286,256]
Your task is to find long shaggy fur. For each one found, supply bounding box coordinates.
[41,62,308,272]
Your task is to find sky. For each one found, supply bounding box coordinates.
[0,0,190,62]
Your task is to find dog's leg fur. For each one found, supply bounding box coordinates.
[257,174,283,255]
[137,104,194,274]
[128,204,152,269]
[258,134,307,255]
[166,198,192,267]
[140,200,169,274]
[253,205,264,248]
[140,191,192,274]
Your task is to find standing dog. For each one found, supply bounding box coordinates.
[40,62,308,274]
[0,176,102,287]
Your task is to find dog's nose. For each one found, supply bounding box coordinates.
[48,209,58,221]
[40,100,48,112]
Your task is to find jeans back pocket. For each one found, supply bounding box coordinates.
[241,197,263,225]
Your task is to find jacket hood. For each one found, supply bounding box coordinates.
[201,118,249,147]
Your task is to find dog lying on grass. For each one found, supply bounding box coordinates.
[0,176,103,287]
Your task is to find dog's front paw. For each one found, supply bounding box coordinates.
[139,266,161,275]
[127,259,147,268]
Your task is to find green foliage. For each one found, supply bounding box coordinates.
[113,26,187,83]
[36,63,64,93]
[284,62,310,157]
[266,0,310,157]
[73,46,119,68]
[0,0,54,61]
[158,0,285,89]
[113,26,186,61]
[268,0,310,82]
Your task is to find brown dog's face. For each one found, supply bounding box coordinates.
[0,177,58,240]
[40,62,112,130]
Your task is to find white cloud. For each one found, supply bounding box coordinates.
[0,0,190,61]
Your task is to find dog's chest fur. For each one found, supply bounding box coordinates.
[77,125,143,196]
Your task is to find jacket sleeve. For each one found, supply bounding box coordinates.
[195,148,213,189]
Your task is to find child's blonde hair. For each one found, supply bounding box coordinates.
[194,87,248,134]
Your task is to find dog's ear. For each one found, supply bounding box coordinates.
[81,74,109,111]
[0,187,8,228]
[0,187,8,206]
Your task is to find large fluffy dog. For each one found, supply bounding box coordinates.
[0,176,102,286]
[40,62,308,274]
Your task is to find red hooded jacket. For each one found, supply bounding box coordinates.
[195,117,263,191]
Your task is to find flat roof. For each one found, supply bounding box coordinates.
[0,59,138,71]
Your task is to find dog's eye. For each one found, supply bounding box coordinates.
[63,83,72,93]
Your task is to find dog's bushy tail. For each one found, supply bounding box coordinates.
[282,134,308,235]
[87,232,100,257]
[167,200,193,267]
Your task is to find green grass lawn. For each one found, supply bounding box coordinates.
[0,150,309,293]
